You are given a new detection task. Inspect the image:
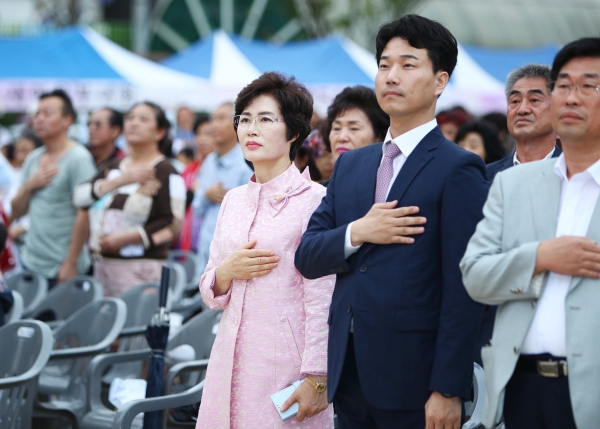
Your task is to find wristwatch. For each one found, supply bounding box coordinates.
[440,392,456,398]
[304,377,327,393]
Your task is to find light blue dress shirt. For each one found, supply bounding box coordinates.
[192,144,253,273]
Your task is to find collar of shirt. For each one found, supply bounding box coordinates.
[553,152,600,186]
[382,119,438,158]
[513,147,556,166]
[216,143,244,168]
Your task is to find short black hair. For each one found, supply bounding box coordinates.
[3,143,14,161]
[193,113,211,134]
[102,108,123,130]
[322,85,389,151]
[234,72,313,161]
[178,147,194,159]
[481,112,508,135]
[39,89,76,121]
[127,101,172,157]
[455,120,505,164]
[376,14,458,77]
[551,37,600,86]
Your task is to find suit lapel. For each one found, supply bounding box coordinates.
[356,143,383,216]
[358,128,442,258]
[552,145,562,158]
[570,196,600,292]
[386,128,441,203]
[529,162,561,241]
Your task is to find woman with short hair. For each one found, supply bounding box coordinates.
[196,72,335,428]
[455,120,506,164]
[321,86,389,186]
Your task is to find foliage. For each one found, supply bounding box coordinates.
[295,0,422,49]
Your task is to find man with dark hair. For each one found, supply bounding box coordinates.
[462,37,600,429]
[11,89,96,287]
[296,14,488,428]
[87,107,125,171]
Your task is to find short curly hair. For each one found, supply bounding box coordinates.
[234,72,313,161]
[455,120,505,164]
[322,86,389,151]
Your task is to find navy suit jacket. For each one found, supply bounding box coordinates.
[295,126,489,410]
[486,145,562,183]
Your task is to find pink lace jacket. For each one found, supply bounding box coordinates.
[196,164,335,428]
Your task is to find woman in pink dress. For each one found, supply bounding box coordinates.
[196,72,335,429]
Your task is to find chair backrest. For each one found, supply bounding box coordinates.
[463,362,486,429]
[51,298,127,352]
[102,284,160,383]
[0,320,53,429]
[5,290,24,324]
[6,271,48,318]
[28,276,103,323]
[118,283,160,328]
[36,299,127,426]
[168,250,198,290]
[167,309,223,361]
[166,262,186,307]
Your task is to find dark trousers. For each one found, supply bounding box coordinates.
[504,355,577,429]
[333,334,426,429]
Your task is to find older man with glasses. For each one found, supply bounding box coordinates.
[87,108,126,171]
[462,38,600,429]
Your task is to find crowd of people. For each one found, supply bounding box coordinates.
[0,12,599,429]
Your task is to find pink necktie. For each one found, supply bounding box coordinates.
[374,141,401,203]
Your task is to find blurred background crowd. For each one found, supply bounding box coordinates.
[1,0,599,309]
[0,87,517,285]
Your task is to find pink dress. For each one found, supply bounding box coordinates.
[196,164,335,429]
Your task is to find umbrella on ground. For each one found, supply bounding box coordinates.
[143,265,170,429]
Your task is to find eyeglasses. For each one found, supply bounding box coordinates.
[233,115,284,129]
[551,80,600,97]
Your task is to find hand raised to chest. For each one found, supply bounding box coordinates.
[26,162,58,191]
[213,239,280,296]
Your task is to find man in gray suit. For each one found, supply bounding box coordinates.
[461,37,600,429]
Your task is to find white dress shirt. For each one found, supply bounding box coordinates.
[521,154,600,356]
[344,119,438,258]
[513,147,556,166]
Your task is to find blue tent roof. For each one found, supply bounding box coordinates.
[162,32,374,85]
[161,32,214,79]
[229,34,373,85]
[0,28,123,79]
[461,44,560,82]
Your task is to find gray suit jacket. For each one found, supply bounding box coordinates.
[460,158,600,429]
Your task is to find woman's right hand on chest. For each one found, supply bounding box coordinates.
[213,240,280,296]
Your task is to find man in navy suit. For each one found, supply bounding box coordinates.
[295,14,488,429]
[477,64,562,364]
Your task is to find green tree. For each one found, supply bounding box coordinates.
[298,0,422,49]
